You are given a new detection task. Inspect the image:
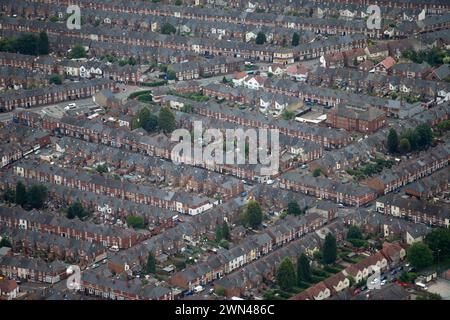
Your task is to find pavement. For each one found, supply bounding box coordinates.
[427,278,450,300]
[40,98,95,119]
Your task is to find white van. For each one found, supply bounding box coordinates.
[194,285,204,293]
[416,282,428,290]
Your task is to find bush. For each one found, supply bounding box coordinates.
[141,80,168,87]
[126,215,145,229]
[128,90,152,100]
[214,286,226,296]
[313,168,322,177]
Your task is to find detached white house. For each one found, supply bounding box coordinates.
[243,75,266,90]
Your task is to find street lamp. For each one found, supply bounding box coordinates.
[437,249,441,275]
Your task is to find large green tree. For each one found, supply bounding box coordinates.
[276,257,296,290]
[49,74,62,85]
[292,32,300,46]
[161,23,176,35]
[3,188,15,203]
[221,221,230,241]
[401,129,418,150]
[68,44,87,59]
[414,124,433,150]
[425,228,450,261]
[127,215,145,229]
[38,31,50,55]
[297,253,312,283]
[255,32,267,45]
[313,168,322,177]
[322,233,337,265]
[139,107,159,133]
[215,225,223,242]
[407,242,433,270]
[27,184,48,209]
[145,252,156,274]
[166,69,177,80]
[15,181,27,207]
[347,225,363,240]
[398,138,411,154]
[67,201,88,220]
[287,201,301,216]
[243,200,263,229]
[158,107,176,133]
[14,34,39,55]
[387,128,399,153]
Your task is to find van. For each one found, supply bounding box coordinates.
[194,285,204,293]
[416,282,428,290]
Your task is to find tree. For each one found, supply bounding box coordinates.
[243,200,263,229]
[287,201,301,216]
[313,168,322,177]
[180,104,193,113]
[68,44,87,59]
[214,285,226,296]
[414,124,433,150]
[398,138,411,154]
[27,184,48,209]
[67,201,88,220]
[221,221,230,241]
[166,69,177,80]
[15,181,27,207]
[292,32,300,46]
[143,114,158,132]
[131,118,140,130]
[0,38,14,53]
[416,292,442,300]
[126,215,145,229]
[347,225,363,240]
[219,239,229,249]
[399,271,417,283]
[0,237,12,248]
[49,74,62,85]
[407,242,433,270]
[276,257,296,290]
[96,163,108,174]
[387,128,399,153]
[401,129,419,151]
[161,23,176,35]
[38,31,50,55]
[255,32,267,45]
[322,233,337,265]
[425,228,450,260]
[158,107,176,133]
[13,34,39,55]
[297,253,312,283]
[3,188,16,203]
[215,225,223,242]
[139,107,159,133]
[145,252,156,274]
[175,0,182,5]
[282,110,295,120]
